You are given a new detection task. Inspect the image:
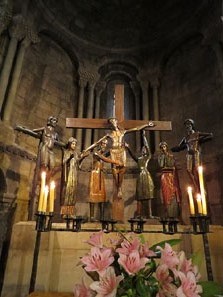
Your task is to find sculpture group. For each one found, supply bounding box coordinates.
[16,115,213,223]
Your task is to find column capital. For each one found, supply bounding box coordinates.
[0,5,12,34]
[9,15,26,40]
[78,74,88,88]
[25,25,40,44]
[79,69,98,88]
[140,79,148,91]
[95,80,106,96]
[130,80,140,97]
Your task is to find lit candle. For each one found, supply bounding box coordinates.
[198,166,207,215]
[38,171,46,212]
[49,181,55,213]
[42,185,49,213]
[196,193,203,214]
[187,186,195,215]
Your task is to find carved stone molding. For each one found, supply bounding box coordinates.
[0,142,36,161]
[0,4,12,34]
[9,15,26,40]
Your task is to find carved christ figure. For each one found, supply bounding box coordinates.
[84,117,155,221]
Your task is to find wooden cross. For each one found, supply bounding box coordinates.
[66,84,172,221]
[66,84,172,132]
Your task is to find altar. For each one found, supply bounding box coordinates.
[1,221,223,297]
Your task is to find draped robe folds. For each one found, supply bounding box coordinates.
[89,152,106,203]
[136,156,154,200]
[158,152,181,217]
[61,150,79,216]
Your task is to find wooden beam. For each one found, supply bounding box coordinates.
[66,118,172,131]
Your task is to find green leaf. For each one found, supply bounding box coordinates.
[138,233,146,244]
[150,238,181,251]
[200,281,223,297]
[191,250,203,267]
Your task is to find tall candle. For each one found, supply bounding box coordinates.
[198,166,207,215]
[196,193,203,214]
[42,185,49,213]
[38,171,46,212]
[49,181,55,213]
[187,186,195,215]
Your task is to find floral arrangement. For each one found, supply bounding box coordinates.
[73,231,204,297]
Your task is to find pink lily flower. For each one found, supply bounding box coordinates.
[116,237,141,255]
[176,271,203,297]
[156,264,177,297]
[73,279,93,297]
[90,266,124,297]
[81,247,114,276]
[85,231,104,248]
[157,243,179,269]
[139,242,156,258]
[118,250,149,275]
[157,283,177,297]
[177,251,201,281]
[156,264,173,284]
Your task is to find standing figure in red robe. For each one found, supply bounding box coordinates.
[158,141,181,218]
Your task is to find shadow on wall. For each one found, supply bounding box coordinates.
[0,168,7,202]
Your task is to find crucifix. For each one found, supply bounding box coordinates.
[66,84,172,221]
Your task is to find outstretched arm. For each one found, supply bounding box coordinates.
[171,137,187,152]
[125,143,137,163]
[198,132,213,144]
[125,121,155,133]
[33,127,45,133]
[95,152,123,166]
[142,130,151,155]
[83,135,108,153]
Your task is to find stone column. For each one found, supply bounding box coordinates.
[0,15,25,116]
[140,79,149,120]
[84,79,96,148]
[130,80,141,149]
[76,77,87,147]
[3,38,30,121]
[151,78,160,150]
[94,81,106,142]
[3,27,40,121]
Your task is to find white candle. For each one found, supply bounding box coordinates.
[38,171,46,212]
[198,166,207,215]
[187,186,195,215]
[42,185,49,213]
[49,181,55,213]
[196,193,203,214]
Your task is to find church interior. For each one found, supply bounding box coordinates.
[0,0,223,296]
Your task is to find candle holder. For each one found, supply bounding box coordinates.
[63,215,85,231]
[100,219,117,233]
[190,214,210,234]
[63,215,73,230]
[35,212,54,232]
[160,217,179,234]
[72,216,85,232]
[45,212,54,231]
[128,217,147,233]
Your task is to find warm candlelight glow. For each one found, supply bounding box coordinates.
[198,166,207,215]
[49,181,55,213]
[196,193,203,214]
[187,186,195,215]
[42,185,49,213]
[38,171,46,212]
